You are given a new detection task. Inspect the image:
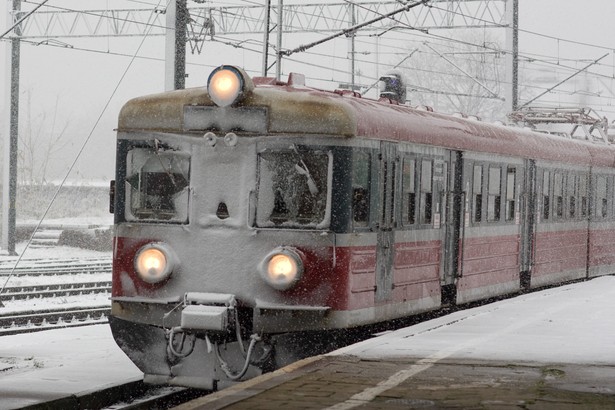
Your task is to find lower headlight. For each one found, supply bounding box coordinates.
[260,248,304,291]
[134,243,177,284]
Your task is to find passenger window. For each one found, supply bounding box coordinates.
[487,167,501,222]
[554,173,563,219]
[506,167,516,222]
[473,165,483,223]
[542,171,550,221]
[568,174,577,219]
[579,176,588,217]
[402,157,416,225]
[352,151,371,226]
[421,160,433,225]
[597,176,607,218]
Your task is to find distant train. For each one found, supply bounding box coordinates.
[109,65,615,390]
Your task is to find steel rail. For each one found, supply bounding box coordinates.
[0,259,111,276]
[0,306,111,335]
[1,281,111,301]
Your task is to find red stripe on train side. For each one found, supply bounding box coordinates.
[458,233,520,292]
[331,245,375,310]
[112,236,162,297]
[393,240,441,304]
[588,228,615,267]
[533,229,588,277]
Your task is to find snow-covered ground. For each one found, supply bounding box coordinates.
[0,325,141,410]
[0,243,111,261]
[0,274,612,409]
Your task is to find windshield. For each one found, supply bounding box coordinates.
[125,147,190,223]
[256,146,331,229]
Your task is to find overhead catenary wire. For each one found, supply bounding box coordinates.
[17,0,615,84]
[19,0,615,76]
[9,31,605,110]
[10,1,615,114]
[279,0,430,57]
[6,33,607,111]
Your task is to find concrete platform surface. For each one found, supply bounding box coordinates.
[174,355,615,409]
[176,277,615,409]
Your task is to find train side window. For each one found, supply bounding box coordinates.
[542,171,550,221]
[596,176,607,218]
[402,157,416,225]
[473,165,483,223]
[579,175,588,218]
[554,172,563,219]
[125,148,190,223]
[568,174,577,219]
[505,167,516,222]
[421,160,433,225]
[352,151,371,226]
[487,166,501,222]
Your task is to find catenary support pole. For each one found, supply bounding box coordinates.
[164,0,186,91]
[275,0,283,81]
[2,0,20,256]
[349,2,356,90]
[261,0,271,77]
[505,0,518,113]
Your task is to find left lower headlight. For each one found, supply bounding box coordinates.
[259,248,304,291]
[134,243,177,284]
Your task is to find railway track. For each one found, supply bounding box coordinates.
[0,257,112,335]
[35,380,209,410]
[0,257,112,276]
[0,306,111,336]
[1,281,111,300]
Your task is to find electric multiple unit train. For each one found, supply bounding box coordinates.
[109,65,615,390]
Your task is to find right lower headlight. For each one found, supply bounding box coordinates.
[259,248,304,291]
[134,242,177,284]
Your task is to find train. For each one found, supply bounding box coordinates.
[109,64,615,390]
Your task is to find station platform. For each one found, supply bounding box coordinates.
[177,276,615,410]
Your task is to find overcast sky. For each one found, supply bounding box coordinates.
[1,0,615,183]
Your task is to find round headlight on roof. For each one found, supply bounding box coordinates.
[259,247,304,291]
[134,242,178,284]
[207,65,253,107]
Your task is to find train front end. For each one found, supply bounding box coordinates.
[109,66,356,389]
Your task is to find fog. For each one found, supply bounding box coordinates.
[1,0,614,183]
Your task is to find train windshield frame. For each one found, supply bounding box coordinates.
[124,147,191,223]
[255,145,332,229]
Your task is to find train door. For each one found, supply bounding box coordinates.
[441,151,463,303]
[519,159,536,287]
[375,141,398,302]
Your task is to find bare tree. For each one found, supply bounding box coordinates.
[19,92,70,185]
[399,30,507,121]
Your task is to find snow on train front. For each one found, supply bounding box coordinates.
[107,66,356,389]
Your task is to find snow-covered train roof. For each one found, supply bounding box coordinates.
[117,70,615,169]
[117,84,356,137]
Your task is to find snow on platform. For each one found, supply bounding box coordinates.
[332,275,615,366]
[0,325,141,410]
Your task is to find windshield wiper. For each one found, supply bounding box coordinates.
[291,144,319,195]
